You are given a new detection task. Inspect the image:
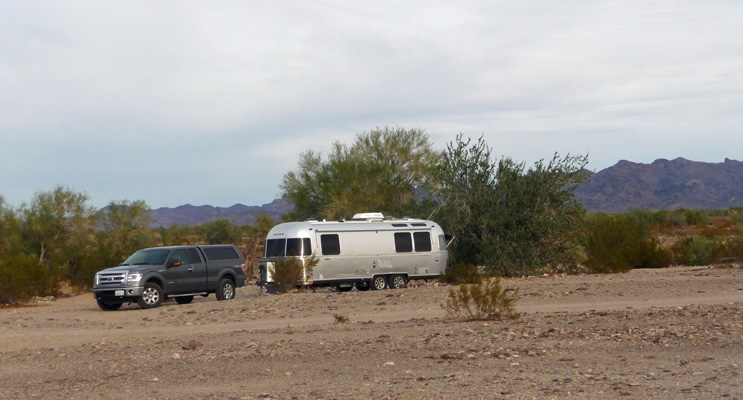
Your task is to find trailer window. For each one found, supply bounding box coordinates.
[265,239,286,257]
[438,235,447,250]
[287,238,312,256]
[414,232,431,252]
[320,234,341,255]
[394,232,413,253]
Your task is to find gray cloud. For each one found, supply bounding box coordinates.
[2,0,742,209]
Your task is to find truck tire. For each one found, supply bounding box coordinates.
[96,299,122,311]
[371,275,388,290]
[216,278,235,301]
[137,283,163,309]
[175,296,194,304]
[356,282,370,291]
[389,275,406,289]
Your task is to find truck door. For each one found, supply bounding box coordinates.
[188,248,207,292]
[163,249,195,294]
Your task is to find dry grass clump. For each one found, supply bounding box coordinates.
[442,277,520,321]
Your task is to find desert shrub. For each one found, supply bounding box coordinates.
[721,236,743,262]
[670,209,710,226]
[730,207,743,224]
[442,278,520,321]
[671,236,725,266]
[0,254,59,303]
[269,255,318,293]
[441,262,482,284]
[582,213,671,273]
[333,313,349,324]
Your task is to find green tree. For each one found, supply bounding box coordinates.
[201,219,242,244]
[20,186,96,264]
[98,200,154,263]
[0,196,20,259]
[432,135,588,276]
[281,127,440,220]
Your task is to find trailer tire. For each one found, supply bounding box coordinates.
[356,282,370,291]
[175,296,194,304]
[371,275,388,290]
[389,275,406,289]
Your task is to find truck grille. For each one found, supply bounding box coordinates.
[98,272,126,285]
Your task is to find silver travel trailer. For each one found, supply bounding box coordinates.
[258,213,450,291]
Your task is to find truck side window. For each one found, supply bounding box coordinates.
[186,248,202,264]
[413,232,431,252]
[394,232,413,253]
[320,234,340,255]
[203,246,240,260]
[170,249,187,265]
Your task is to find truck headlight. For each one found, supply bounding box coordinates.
[126,272,143,284]
[94,274,99,286]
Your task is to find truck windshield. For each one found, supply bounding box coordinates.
[121,249,170,266]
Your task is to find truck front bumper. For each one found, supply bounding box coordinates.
[93,286,144,302]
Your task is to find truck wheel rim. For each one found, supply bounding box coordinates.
[143,288,159,304]
[223,283,234,299]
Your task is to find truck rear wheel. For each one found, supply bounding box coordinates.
[371,275,388,290]
[216,278,235,301]
[137,283,163,309]
[356,282,370,291]
[97,299,122,311]
[389,275,406,289]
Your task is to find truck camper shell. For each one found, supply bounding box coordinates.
[258,213,450,291]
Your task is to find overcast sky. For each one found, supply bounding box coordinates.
[2,1,741,210]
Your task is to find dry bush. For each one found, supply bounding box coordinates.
[441,262,483,284]
[269,255,317,293]
[442,278,520,321]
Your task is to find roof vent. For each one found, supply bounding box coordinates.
[352,212,385,220]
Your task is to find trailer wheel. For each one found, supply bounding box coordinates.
[175,296,194,304]
[389,275,406,289]
[356,282,370,291]
[371,275,388,290]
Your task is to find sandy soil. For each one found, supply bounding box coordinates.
[1,265,742,399]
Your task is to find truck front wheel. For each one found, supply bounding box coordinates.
[97,299,122,311]
[216,278,235,301]
[137,283,163,309]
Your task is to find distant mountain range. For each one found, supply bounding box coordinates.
[144,158,743,227]
[148,198,291,228]
[574,158,743,212]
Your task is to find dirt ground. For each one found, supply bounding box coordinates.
[1,265,742,399]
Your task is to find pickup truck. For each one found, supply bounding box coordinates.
[93,245,248,311]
